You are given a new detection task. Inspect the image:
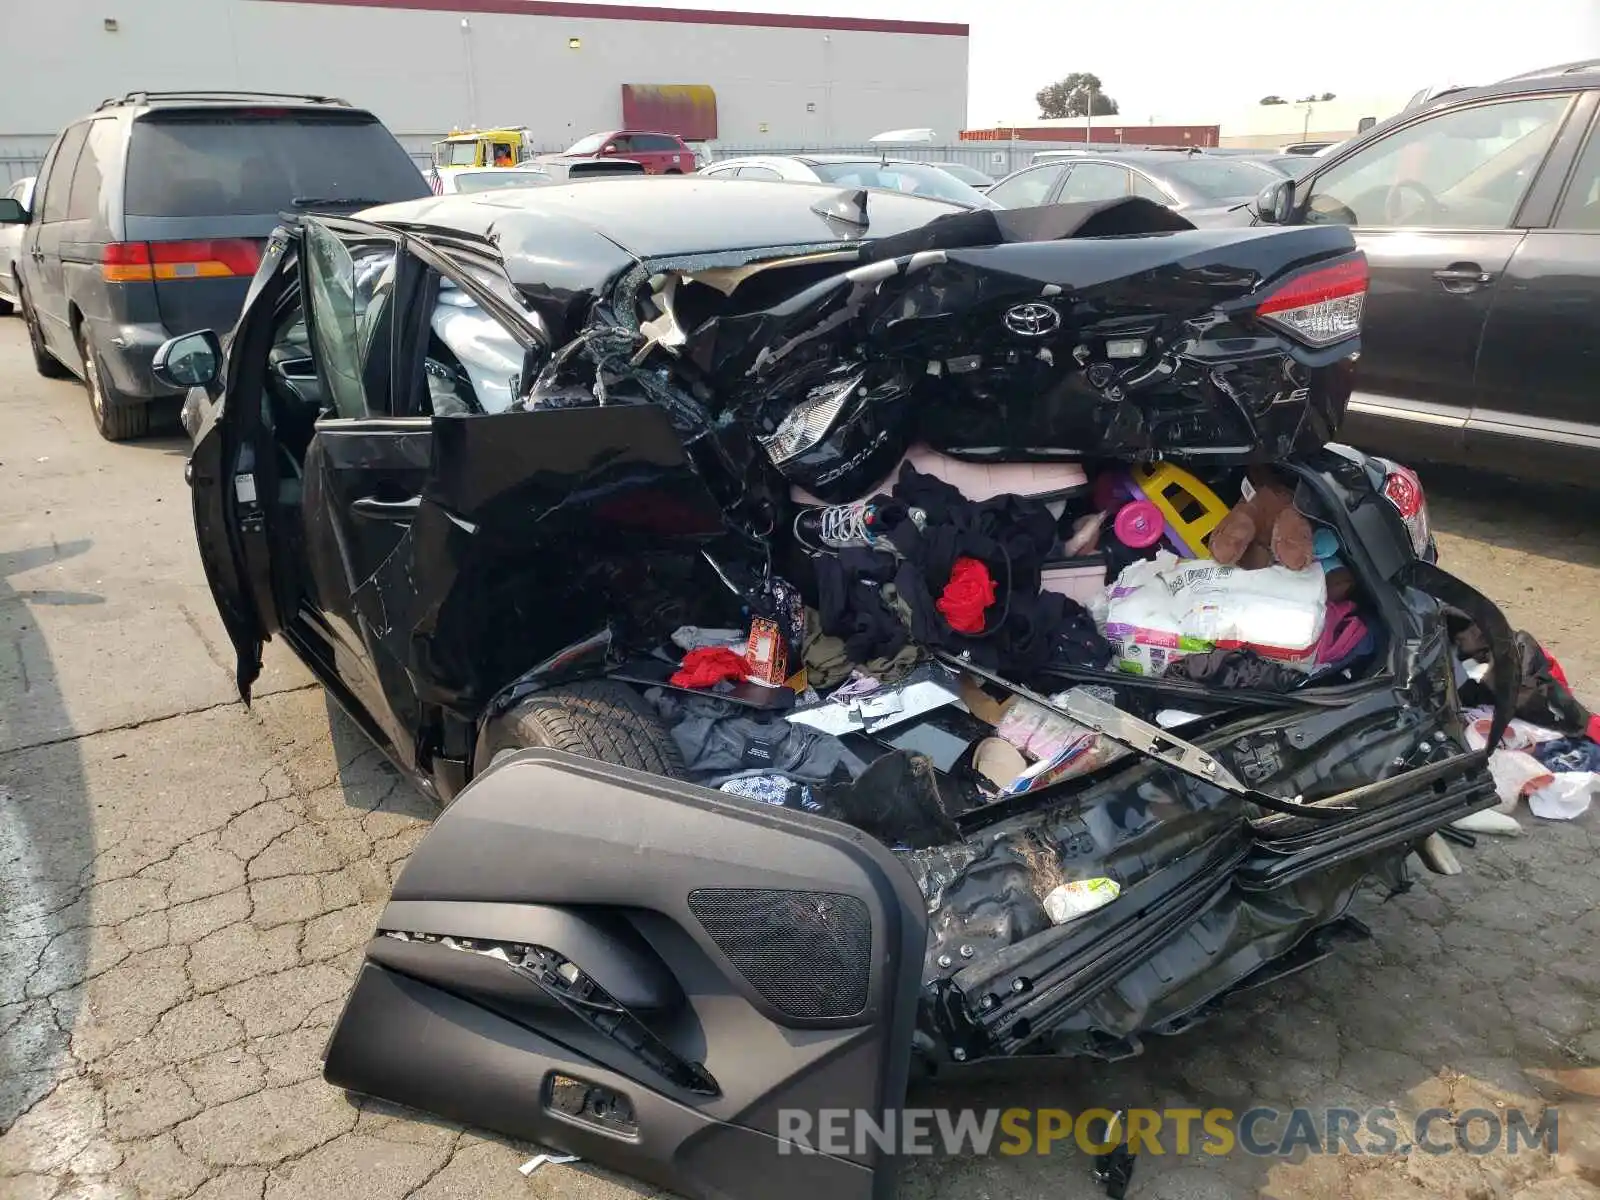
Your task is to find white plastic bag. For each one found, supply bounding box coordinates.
[1528,772,1597,821]
[1099,553,1328,675]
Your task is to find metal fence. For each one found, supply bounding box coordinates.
[2,154,44,188]
[1,138,1087,194]
[698,141,1063,178]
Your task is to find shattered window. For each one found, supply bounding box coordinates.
[1304,95,1570,229]
[303,224,397,420]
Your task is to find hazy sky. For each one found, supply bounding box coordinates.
[598,0,1600,126]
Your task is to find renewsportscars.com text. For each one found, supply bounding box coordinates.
[776,1106,1559,1158]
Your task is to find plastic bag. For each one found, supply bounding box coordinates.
[1097,552,1327,675]
[1043,877,1121,925]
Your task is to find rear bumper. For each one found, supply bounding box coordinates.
[84,318,185,402]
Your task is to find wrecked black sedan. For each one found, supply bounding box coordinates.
[169,176,1516,1200]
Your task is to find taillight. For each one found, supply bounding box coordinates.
[1376,457,1432,558]
[101,240,261,282]
[1255,254,1367,347]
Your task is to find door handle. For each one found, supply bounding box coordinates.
[1432,264,1494,293]
[351,494,421,522]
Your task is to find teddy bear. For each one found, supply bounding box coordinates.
[1208,467,1316,571]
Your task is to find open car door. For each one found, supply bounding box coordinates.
[323,750,928,1200]
[187,229,297,699]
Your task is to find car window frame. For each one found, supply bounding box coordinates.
[1058,161,1133,203]
[1550,94,1600,230]
[735,165,784,180]
[1129,168,1173,203]
[301,223,400,421]
[985,163,1067,209]
[40,122,90,224]
[297,216,541,427]
[1297,90,1582,232]
[66,117,117,224]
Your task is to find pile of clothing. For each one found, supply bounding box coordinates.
[1454,627,1600,822]
[645,446,1593,842]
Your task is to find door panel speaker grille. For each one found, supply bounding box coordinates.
[688,888,871,1019]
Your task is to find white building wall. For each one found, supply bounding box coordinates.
[0,0,969,150]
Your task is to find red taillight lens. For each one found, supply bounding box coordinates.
[1255,254,1367,347]
[1378,458,1432,558]
[101,241,152,282]
[102,239,261,283]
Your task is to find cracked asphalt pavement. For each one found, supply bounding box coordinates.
[2,319,1599,1200]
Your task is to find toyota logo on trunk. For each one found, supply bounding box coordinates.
[1003,302,1061,337]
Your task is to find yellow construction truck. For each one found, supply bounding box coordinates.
[428,127,645,192]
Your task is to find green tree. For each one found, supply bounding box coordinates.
[1259,95,1287,105]
[1036,73,1121,119]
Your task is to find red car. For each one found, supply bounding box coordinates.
[545,130,697,175]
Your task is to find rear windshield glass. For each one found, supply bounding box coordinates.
[1159,157,1283,200]
[455,169,551,193]
[125,113,428,216]
[934,163,995,186]
[808,161,986,206]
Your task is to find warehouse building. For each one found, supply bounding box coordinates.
[0,0,970,163]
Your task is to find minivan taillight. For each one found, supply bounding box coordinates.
[102,239,261,283]
[1255,254,1367,347]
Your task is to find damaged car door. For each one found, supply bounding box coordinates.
[323,749,929,1200]
[292,219,442,770]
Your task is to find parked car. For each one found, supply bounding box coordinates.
[698,154,995,206]
[1246,60,1600,484]
[986,152,1284,222]
[927,160,997,191]
[0,90,428,440]
[436,166,553,194]
[1244,153,1323,180]
[162,175,1513,1200]
[540,130,698,175]
[0,176,34,315]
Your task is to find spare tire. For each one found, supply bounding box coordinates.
[478,680,685,779]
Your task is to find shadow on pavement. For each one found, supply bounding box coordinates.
[0,540,93,1131]
[1422,465,1600,570]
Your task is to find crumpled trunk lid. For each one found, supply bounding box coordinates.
[674,205,1360,502]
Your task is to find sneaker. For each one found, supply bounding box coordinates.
[793,501,923,554]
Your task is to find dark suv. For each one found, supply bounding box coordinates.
[1246,59,1600,485]
[0,90,428,440]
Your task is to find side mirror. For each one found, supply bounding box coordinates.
[1252,178,1295,224]
[153,330,223,390]
[0,197,26,224]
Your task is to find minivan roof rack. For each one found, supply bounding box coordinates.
[96,90,352,111]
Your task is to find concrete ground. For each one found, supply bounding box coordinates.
[1,317,1598,1200]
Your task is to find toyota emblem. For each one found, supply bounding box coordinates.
[1003,301,1061,337]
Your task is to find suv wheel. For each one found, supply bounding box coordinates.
[478,680,685,778]
[78,325,149,441]
[20,284,69,379]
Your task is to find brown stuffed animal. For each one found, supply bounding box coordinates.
[1208,468,1315,571]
